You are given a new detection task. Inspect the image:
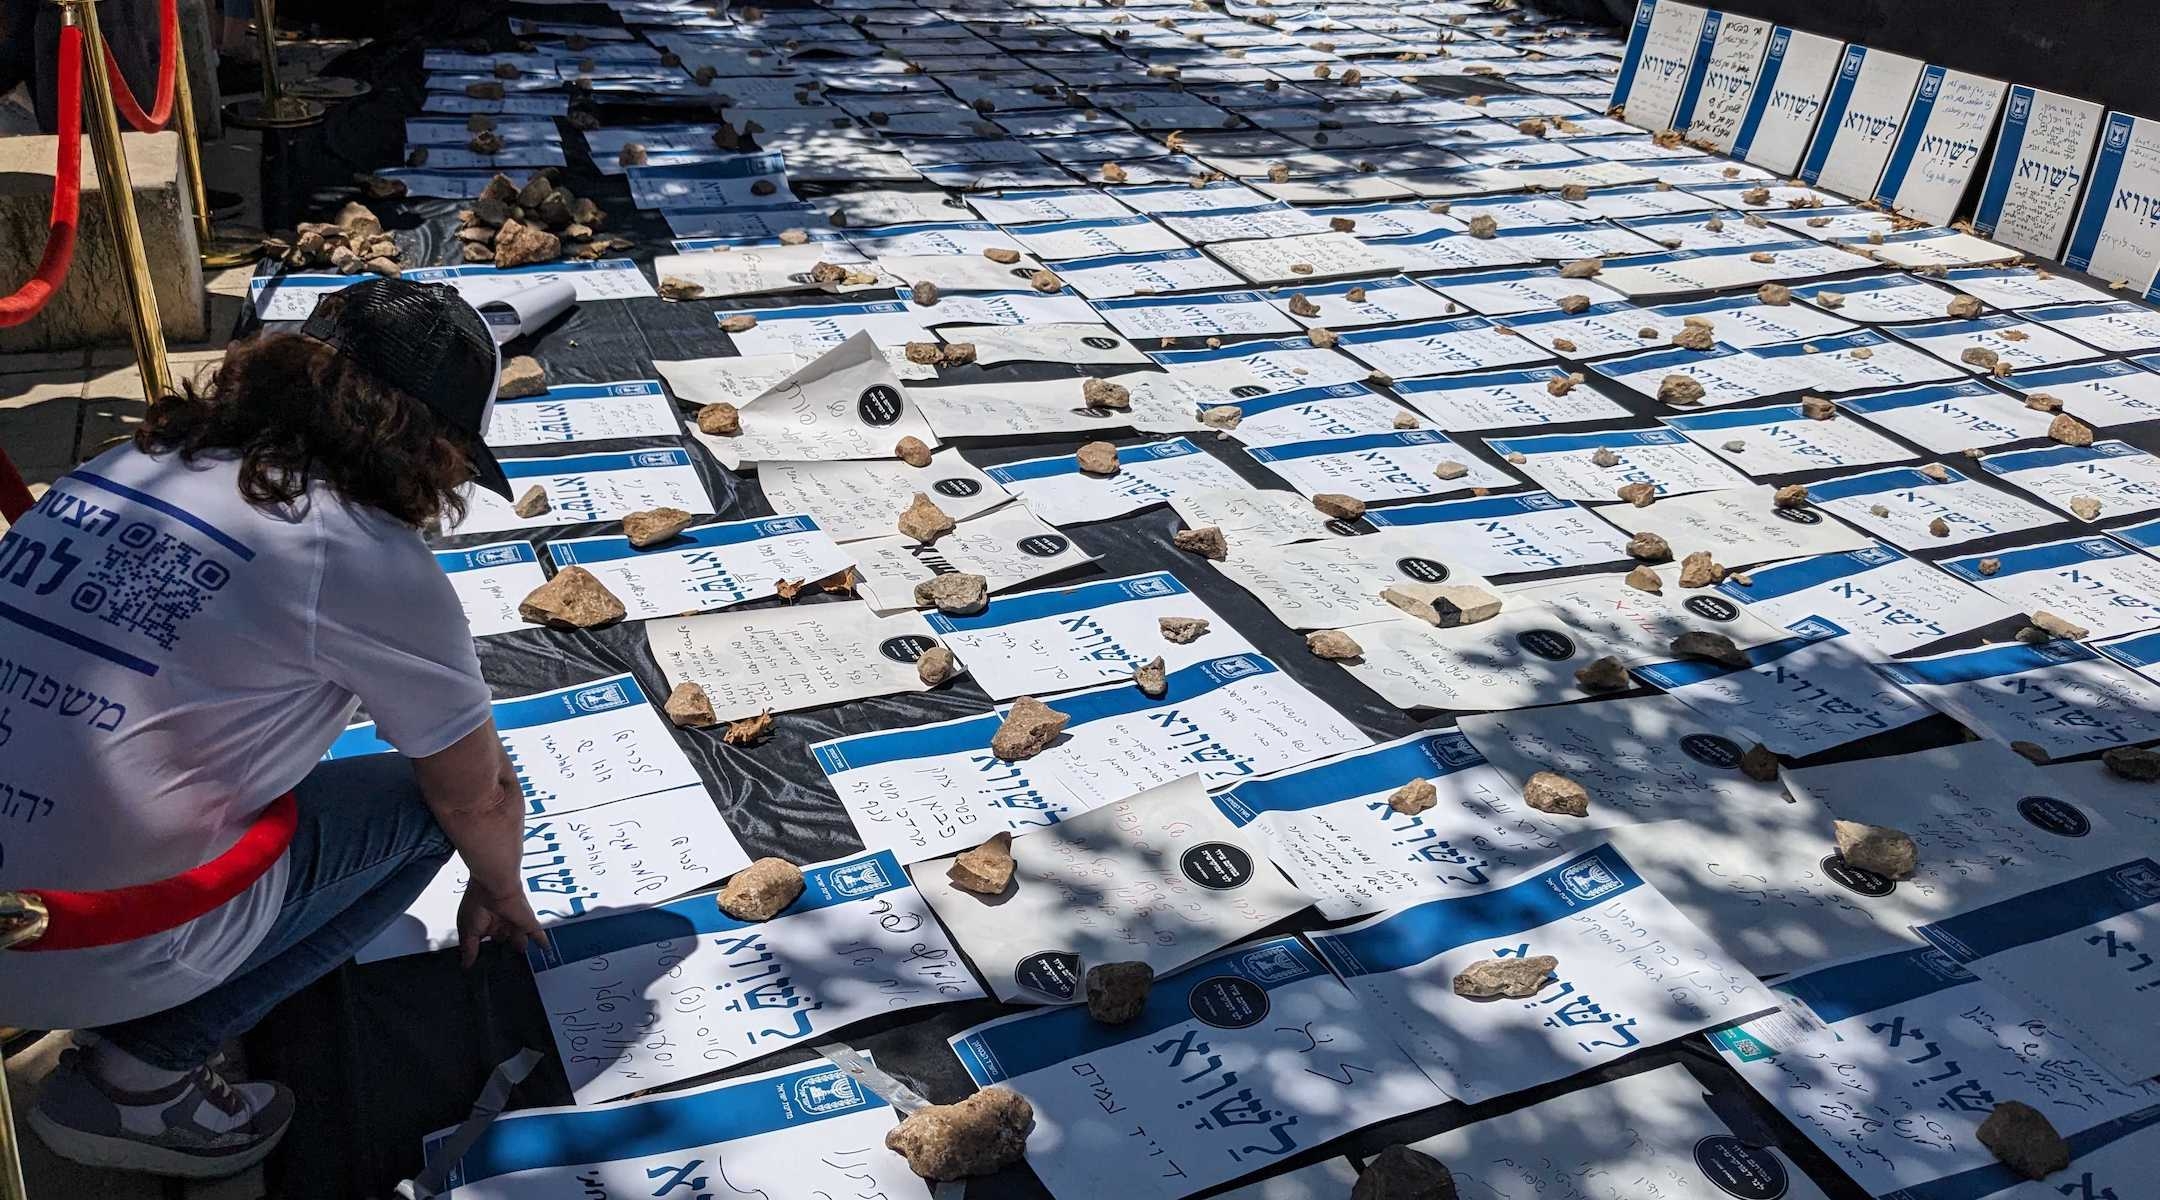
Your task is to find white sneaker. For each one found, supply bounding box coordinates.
[28,1047,295,1179]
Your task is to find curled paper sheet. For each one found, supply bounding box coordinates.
[476,278,577,344]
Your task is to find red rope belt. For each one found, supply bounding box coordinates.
[9,793,299,952]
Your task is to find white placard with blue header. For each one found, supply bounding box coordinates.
[1509,565,1794,664]
[811,654,1369,863]
[754,451,1011,544]
[659,203,830,243]
[1676,13,1773,153]
[1608,1,1711,133]
[1916,859,2160,1084]
[969,186,1136,225]
[1664,401,1915,478]
[1727,26,1848,174]
[844,219,1025,259]
[1211,532,1501,631]
[399,258,657,304]
[1166,487,1339,548]
[1496,301,1667,361]
[1619,208,1796,252]
[1260,274,1465,328]
[1586,340,1814,408]
[419,92,567,117]
[913,775,1310,1004]
[545,514,850,621]
[1356,225,1541,273]
[1089,289,1302,340]
[1209,231,1405,286]
[446,446,713,536]
[1832,379,2056,452]
[1857,225,2023,269]
[1341,603,1618,713]
[1417,265,1628,317]
[1798,45,1925,200]
[1871,66,2008,226]
[1980,440,2160,522]
[1971,85,2108,259]
[434,540,547,638]
[1888,312,2107,373]
[1942,536,2160,638]
[1392,365,1632,431]
[1643,291,1859,348]
[1153,201,1331,246]
[1941,264,2116,309]
[1331,315,1546,381]
[1149,335,1372,393]
[1632,616,1933,754]
[482,380,681,448]
[1411,1064,1835,1200]
[645,601,938,722]
[923,571,1252,701]
[422,1055,930,1200]
[1311,844,1778,1105]
[355,782,744,964]
[1715,542,2018,654]
[2019,301,2160,355]
[948,936,1450,1200]
[2066,112,2160,294]
[529,849,981,1104]
[1212,731,1562,920]
[1362,491,1637,575]
[328,673,702,814]
[625,153,793,210]
[1713,939,2160,1199]
[848,500,1100,615]
[1753,329,1968,394]
[1596,485,1874,564]
[985,437,1249,525]
[1245,429,1519,502]
[1879,638,2160,757]
[1485,427,1749,502]
[1802,463,2059,550]
[1048,246,1245,299]
[720,299,932,371]
[1218,381,1415,447]
[1801,273,1962,323]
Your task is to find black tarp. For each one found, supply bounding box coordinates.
[237,7,2143,1199]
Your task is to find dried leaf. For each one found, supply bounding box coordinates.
[775,578,807,601]
[723,709,774,746]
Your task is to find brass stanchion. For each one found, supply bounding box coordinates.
[62,0,174,405]
[224,0,323,129]
[171,27,260,269]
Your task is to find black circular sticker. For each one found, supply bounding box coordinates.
[1017,534,1071,558]
[1681,734,1746,769]
[1188,975,1270,1029]
[1516,629,1578,661]
[1821,853,1896,897]
[1013,951,1081,1001]
[2018,796,2091,837]
[1325,518,1375,537]
[1396,556,1451,583]
[1231,384,1269,399]
[1081,336,1120,350]
[1685,596,1741,622]
[1773,507,1823,525]
[1692,1135,1789,1199]
[879,635,939,664]
[1180,843,1255,891]
[933,477,984,499]
[858,384,905,426]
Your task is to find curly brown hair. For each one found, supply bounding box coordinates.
[133,332,475,528]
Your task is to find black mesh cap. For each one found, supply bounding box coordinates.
[299,278,512,499]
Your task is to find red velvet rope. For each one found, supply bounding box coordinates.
[0,25,84,330]
[105,0,180,132]
[13,793,300,952]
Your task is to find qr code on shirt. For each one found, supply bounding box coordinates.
[69,520,231,651]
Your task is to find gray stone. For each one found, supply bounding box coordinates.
[519,566,625,629]
[1574,656,1630,692]
[916,645,957,686]
[914,572,988,615]
[1159,616,1211,644]
[1834,819,1918,880]
[1671,630,1749,668]
[1388,779,1437,815]
[0,132,205,353]
[1133,656,1167,698]
[1307,629,1364,660]
[622,507,692,548]
[2102,745,2160,782]
[1452,954,1559,999]
[1383,583,1502,627]
[899,493,958,544]
[664,682,717,728]
[1173,526,1229,560]
[949,832,1015,895]
[499,355,546,399]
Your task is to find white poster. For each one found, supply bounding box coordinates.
[1714,542,2018,654]
[921,571,1253,700]
[1941,535,2160,638]
[1679,14,1774,153]
[1876,640,2160,758]
[913,775,1310,1004]
[1090,289,1305,341]
[1889,312,2105,372]
[2021,301,2160,355]
[1167,487,1340,548]
[1592,486,1873,566]
[1393,365,1632,431]
[2066,112,2160,291]
[1332,316,1546,380]
[1510,568,1793,665]
[1340,605,1616,712]
[1981,440,2160,522]
[1609,1,1711,132]
[1632,616,1934,755]
[1871,66,2009,225]
[1802,464,2060,550]
[986,438,1250,525]
[529,850,981,1103]
[1312,844,1778,1104]
[847,505,1098,613]
[645,602,938,721]
[1211,532,1497,630]
[1363,491,1636,576]
[1245,430,1518,502]
[727,333,940,463]
[483,380,681,447]
[811,654,1369,862]
[434,541,548,638]
[424,1057,932,1200]
[1729,27,1848,175]
[1665,402,1915,478]
[1484,427,1750,502]
[753,452,1013,543]
[949,937,1451,1200]
[1050,247,1245,299]
[1972,84,2107,259]
[1213,730,1563,920]
[545,515,853,621]
[1797,45,1926,199]
[1834,378,2057,452]
[449,447,714,535]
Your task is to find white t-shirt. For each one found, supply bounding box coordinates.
[0,446,492,1029]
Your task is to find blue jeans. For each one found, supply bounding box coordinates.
[91,753,454,1071]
